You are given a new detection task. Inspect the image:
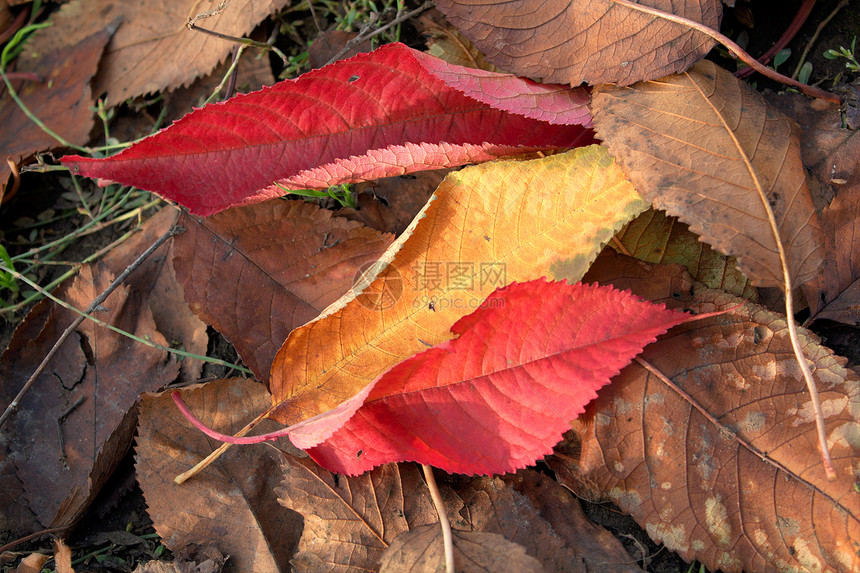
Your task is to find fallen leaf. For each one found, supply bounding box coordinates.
[268,145,647,426]
[307,279,695,476]
[135,378,303,572]
[12,553,49,573]
[803,177,860,324]
[172,200,393,380]
[434,0,721,85]
[25,0,291,107]
[614,208,757,300]
[53,539,73,573]
[277,458,637,573]
[62,43,594,216]
[100,207,208,381]
[306,30,373,69]
[0,265,178,530]
[0,22,115,196]
[379,526,545,573]
[417,9,501,72]
[276,457,432,572]
[335,170,449,235]
[0,209,203,534]
[593,60,825,289]
[550,282,860,573]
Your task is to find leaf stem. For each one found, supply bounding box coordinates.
[422,464,455,573]
[607,0,841,104]
[174,403,272,484]
[171,390,287,444]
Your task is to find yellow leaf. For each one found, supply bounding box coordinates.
[269,145,647,424]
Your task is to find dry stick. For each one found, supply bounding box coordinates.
[736,0,815,79]
[611,0,837,481]
[0,225,182,429]
[607,0,841,104]
[422,464,455,573]
[791,0,852,80]
[174,407,271,484]
[323,1,434,66]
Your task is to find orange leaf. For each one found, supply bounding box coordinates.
[268,145,647,425]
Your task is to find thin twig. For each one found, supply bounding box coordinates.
[0,226,181,428]
[174,407,271,484]
[607,0,841,104]
[422,464,455,573]
[736,0,816,79]
[324,1,433,66]
[791,0,852,80]
[187,16,288,64]
[203,44,247,106]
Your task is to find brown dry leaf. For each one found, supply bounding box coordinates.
[53,539,73,573]
[25,0,290,107]
[550,269,859,572]
[101,207,207,381]
[0,265,178,530]
[336,170,448,236]
[415,9,500,72]
[13,553,50,573]
[593,60,825,289]
[615,208,756,300]
[379,526,545,573]
[803,178,860,324]
[0,22,115,197]
[434,0,720,86]
[172,200,393,380]
[277,457,639,573]
[269,146,647,425]
[0,208,203,535]
[306,30,373,69]
[135,378,302,572]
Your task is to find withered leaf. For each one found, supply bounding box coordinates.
[804,178,860,324]
[135,378,302,572]
[0,22,114,196]
[593,60,825,289]
[172,200,393,380]
[379,526,545,573]
[277,457,639,573]
[0,208,202,535]
[434,0,721,86]
[0,265,178,530]
[615,208,756,300]
[551,280,860,572]
[25,0,290,107]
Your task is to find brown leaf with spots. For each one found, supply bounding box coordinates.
[25,0,290,107]
[434,0,721,85]
[550,270,860,573]
[135,378,302,572]
[593,61,825,290]
[0,21,115,197]
[172,200,393,381]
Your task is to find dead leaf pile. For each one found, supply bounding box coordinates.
[1,2,858,573]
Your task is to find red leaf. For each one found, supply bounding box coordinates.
[307,279,696,476]
[62,43,593,216]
